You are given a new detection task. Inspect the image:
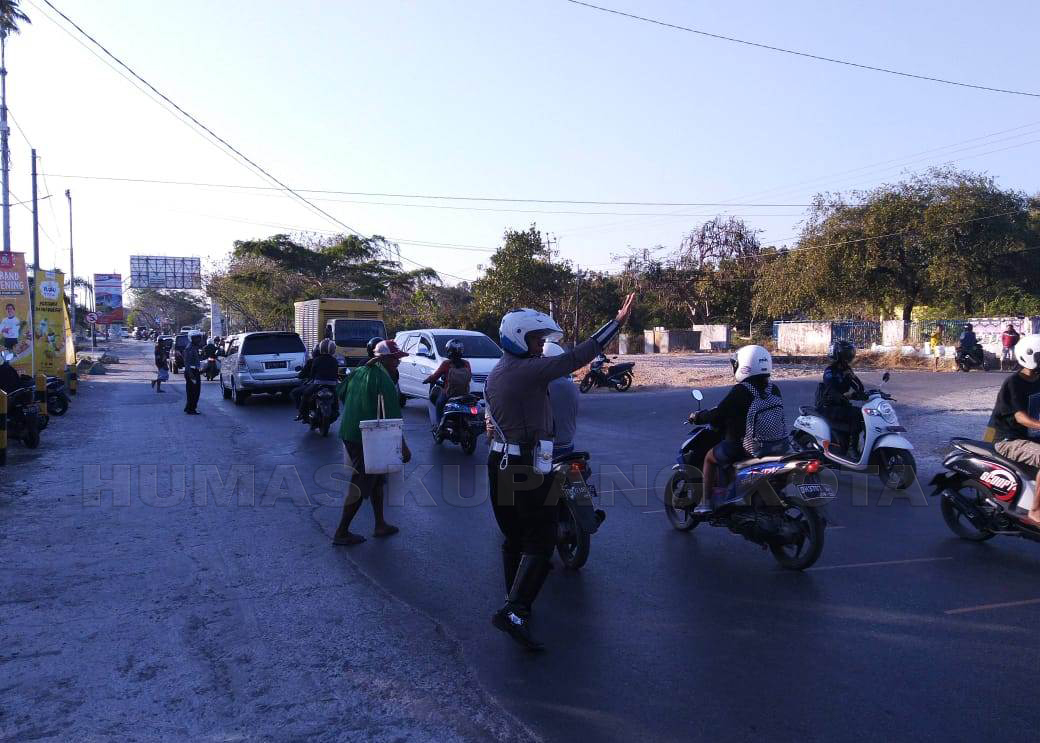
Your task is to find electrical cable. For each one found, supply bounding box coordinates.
[563,0,1040,98]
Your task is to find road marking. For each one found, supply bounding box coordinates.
[642,509,664,514]
[944,598,1040,615]
[806,556,953,572]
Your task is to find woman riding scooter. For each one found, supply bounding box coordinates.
[424,339,472,430]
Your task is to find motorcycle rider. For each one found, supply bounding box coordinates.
[817,340,866,457]
[988,334,1040,525]
[957,323,980,366]
[424,338,472,429]
[484,293,635,651]
[688,345,784,513]
[544,341,579,457]
[294,339,340,421]
[201,337,219,379]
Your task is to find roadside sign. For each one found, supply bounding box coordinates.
[86,312,98,324]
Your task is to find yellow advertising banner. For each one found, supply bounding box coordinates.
[0,252,32,374]
[33,269,69,376]
[64,285,76,368]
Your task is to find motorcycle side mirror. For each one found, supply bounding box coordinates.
[881,372,891,383]
[691,389,703,401]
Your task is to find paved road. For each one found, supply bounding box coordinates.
[4,341,1038,741]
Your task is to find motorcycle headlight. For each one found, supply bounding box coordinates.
[876,401,898,425]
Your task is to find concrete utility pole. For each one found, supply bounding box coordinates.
[30,148,37,271]
[1,33,10,253]
[66,189,75,331]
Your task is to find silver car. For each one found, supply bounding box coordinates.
[220,331,308,405]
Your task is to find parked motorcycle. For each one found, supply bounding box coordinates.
[930,437,1040,543]
[203,356,220,381]
[4,383,41,449]
[433,392,485,455]
[553,451,605,569]
[302,383,339,437]
[792,372,917,490]
[579,355,634,393]
[45,376,70,416]
[955,344,992,372]
[664,389,832,570]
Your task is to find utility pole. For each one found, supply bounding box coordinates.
[1,33,10,253]
[30,148,37,271]
[66,189,75,332]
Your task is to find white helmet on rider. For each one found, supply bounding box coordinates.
[731,344,772,382]
[1014,334,1040,370]
[498,309,564,356]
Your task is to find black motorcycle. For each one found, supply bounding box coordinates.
[203,356,220,381]
[663,390,833,570]
[930,437,1040,544]
[553,451,605,569]
[46,376,70,416]
[5,384,41,449]
[433,392,484,455]
[579,356,634,393]
[955,344,991,372]
[302,383,339,437]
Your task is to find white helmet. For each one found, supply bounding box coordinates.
[1014,334,1040,370]
[499,309,563,356]
[542,341,566,357]
[731,344,772,382]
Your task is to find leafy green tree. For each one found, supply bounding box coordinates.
[128,289,205,331]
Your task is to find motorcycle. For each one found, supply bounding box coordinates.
[553,451,605,569]
[432,391,485,455]
[955,344,992,372]
[930,437,1040,543]
[46,376,70,416]
[302,383,339,437]
[203,356,220,381]
[792,372,917,490]
[579,356,634,393]
[664,389,833,570]
[4,383,41,449]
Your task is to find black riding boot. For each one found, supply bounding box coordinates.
[492,554,551,651]
[502,548,521,595]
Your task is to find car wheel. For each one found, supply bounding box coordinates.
[231,378,249,406]
[221,376,231,400]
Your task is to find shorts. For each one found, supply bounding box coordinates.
[712,440,749,466]
[995,439,1040,468]
[344,439,385,499]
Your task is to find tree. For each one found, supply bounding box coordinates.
[128,289,205,331]
[0,0,29,35]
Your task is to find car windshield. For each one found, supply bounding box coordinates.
[241,333,305,355]
[332,319,386,348]
[433,334,502,359]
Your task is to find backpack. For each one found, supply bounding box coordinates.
[444,363,472,398]
[741,381,787,456]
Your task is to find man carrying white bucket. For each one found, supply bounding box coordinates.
[333,339,411,546]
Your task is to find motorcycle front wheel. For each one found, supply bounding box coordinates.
[939,482,995,541]
[613,372,633,391]
[22,416,40,449]
[769,504,825,570]
[48,393,69,416]
[664,469,699,531]
[579,374,594,394]
[875,448,917,490]
[557,501,590,569]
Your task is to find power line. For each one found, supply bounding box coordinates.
[563,0,1040,98]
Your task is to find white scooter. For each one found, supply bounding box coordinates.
[792,372,917,490]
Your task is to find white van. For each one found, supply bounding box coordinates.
[219,331,307,405]
[393,329,502,400]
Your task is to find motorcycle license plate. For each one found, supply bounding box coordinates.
[23,404,38,415]
[797,483,834,501]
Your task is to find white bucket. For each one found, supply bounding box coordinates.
[358,418,404,474]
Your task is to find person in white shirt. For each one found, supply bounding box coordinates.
[0,303,21,350]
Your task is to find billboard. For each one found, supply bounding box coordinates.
[95,273,125,324]
[33,269,71,376]
[0,252,32,372]
[130,255,201,289]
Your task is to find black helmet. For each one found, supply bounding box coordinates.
[965,323,973,331]
[445,338,465,360]
[318,339,336,356]
[366,337,384,358]
[829,339,856,364]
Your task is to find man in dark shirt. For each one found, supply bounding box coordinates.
[294,339,341,420]
[183,332,202,414]
[818,340,866,456]
[959,324,978,351]
[989,333,1040,524]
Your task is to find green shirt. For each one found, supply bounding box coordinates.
[337,363,402,443]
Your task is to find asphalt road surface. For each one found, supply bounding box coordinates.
[4,341,1038,742]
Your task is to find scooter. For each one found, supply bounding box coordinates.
[579,355,634,393]
[302,383,339,437]
[46,376,70,416]
[955,344,992,372]
[432,391,485,455]
[792,372,917,490]
[203,356,220,381]
[553,451,605,569]
[930,437,1040,543]
[663,390,833,570]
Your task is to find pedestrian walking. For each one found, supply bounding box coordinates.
[332,339,411,546]
[183,331,202,414]
[151,340,169,393]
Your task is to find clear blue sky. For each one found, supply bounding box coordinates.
[8,0,1039,291]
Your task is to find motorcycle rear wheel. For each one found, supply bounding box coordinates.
[48,393,69,416]
[579,374,594,394]
[769,504,825,570]
[664,469,699,531]
[320,419,330,437]
[613,372,633,391]
[22,417,40,449]
[460,428,477,455]
[940,482,995,541]
[557,501,591,569]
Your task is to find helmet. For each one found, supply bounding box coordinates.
[499,309,564,356]
[829,339,856,364]
[965,323,973,331]
[318,339,336,356]
[731,344,772,382]
[445,338,465,359]
[1014,334,1040,370]
[366,337,384,358]
[542,341,566,357]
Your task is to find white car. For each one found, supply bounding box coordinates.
[394,329,502,400]
[219,331,308,405]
